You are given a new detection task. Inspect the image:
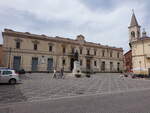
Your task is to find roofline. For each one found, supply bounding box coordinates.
[128,25,141,29]
[124,50,132,56]
[2,28,123,51]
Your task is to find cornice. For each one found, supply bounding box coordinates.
[3,29,123,52]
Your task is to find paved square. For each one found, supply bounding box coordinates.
[1,73,150,105]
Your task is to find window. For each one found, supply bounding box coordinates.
[16,41,20,49]
[131,31,135,37]
[63,59,65,65]
[34,44,37,50]
[87,49,90,55]
[94,61,97,66]
[80,48,82,54]
[110,51,113,57]
[80,60,82,66]
[117,52,119,58]
[2,71,12,75]
[94,50,97,55]
[63,47,66,54]
[102,50,105,57]
[49,46,52,52]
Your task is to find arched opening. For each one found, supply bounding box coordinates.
[131,31,135,37]
[137,31,140,38]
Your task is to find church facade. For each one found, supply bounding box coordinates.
[2,29,123,72]
[129,12,150,75]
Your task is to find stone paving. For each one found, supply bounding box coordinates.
[1,73,150,105]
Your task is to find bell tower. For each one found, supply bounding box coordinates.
[128,10,141,44]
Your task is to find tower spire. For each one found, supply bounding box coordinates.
[128,10,141,43]
[130,10,139,27]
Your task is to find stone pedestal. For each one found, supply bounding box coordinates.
[72,61,82,77]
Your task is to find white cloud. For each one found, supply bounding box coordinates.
[0,0,148,52]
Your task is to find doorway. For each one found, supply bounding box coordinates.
[101,61,105,72]
[86,59,91,70]
[13,56,21,71]
[32,57,38,71]
[47,58,53,71]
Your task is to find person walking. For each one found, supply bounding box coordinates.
[53,68,57,79]
[60,68,64,79]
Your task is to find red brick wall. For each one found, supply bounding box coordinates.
[124,50,132,72]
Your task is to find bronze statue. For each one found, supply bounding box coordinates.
[74,50,79,61]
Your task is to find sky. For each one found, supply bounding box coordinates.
[0,0,150,53]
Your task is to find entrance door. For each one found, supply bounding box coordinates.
[13,56,21,71]
[32,57,38,71]
[110,62,113,72]
[101,61,105,72]
[47,58,53,71]
[86,59,91,70]
[70,58,74,71]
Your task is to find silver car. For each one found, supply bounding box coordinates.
[0,69,20,84]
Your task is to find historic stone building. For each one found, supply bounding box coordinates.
[129,12,150,75]
[0,44,3,67]
[2,29,123,72]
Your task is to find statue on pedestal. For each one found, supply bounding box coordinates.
[74,50,79,61]
[72,50,82,77]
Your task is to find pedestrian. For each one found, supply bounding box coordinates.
[53,68,57,79]
[60,68,64,79]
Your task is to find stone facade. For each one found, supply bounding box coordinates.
[129,12,150,75]
[2,29,123,72]
[0,44,3,67]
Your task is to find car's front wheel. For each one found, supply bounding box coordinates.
[9,79,16,85]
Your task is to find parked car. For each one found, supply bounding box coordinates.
[0,69,20,84]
